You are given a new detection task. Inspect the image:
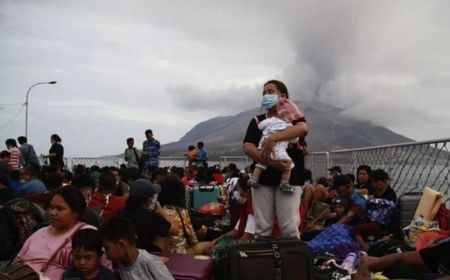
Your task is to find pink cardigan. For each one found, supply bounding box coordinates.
[15,222,108,280]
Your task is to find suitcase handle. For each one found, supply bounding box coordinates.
[199,186,214,192]
[238,249,273,257]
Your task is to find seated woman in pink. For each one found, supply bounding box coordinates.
[14,186,108,280]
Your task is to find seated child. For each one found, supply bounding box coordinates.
[248,97,304,193]
[63,228,115,280]
[304,197,350,235]
[98,216,174,280]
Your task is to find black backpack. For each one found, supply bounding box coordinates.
[367,239,413,257]
[0,205,18,260]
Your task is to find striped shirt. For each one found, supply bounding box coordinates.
[8,147,20,169]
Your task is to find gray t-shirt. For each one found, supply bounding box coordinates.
[19,143,40,167]
[116,249,174,280]
[124,148,141,169]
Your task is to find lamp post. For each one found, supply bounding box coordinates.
[25,81,57,138]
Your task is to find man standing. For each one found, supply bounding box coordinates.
[124,137,140,170]
[142,129,160,174]
[196,141,208,168]
[196,141,208,183]
[17,136,40,168]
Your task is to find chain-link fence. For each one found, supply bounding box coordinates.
[55,156,250,171]
[306,138,450,196]
[44,138,449,196]
[219,156,251,171]
[304,152,329,180]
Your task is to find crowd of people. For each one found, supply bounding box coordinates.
[0,130,249,279]
[0,80,448,280]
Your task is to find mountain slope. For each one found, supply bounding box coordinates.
[161,100,413,157]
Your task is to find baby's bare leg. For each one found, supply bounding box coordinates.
[253,167,263,179]
[280,169,291,182]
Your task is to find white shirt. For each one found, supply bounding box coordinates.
[233,214,256,235]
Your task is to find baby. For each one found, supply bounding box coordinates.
[248,97,303,193]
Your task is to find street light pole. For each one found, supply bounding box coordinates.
[25,81,57,138]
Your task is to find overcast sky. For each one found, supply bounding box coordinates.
[1,0,449,157]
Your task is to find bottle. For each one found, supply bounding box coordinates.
[340,253,356,271]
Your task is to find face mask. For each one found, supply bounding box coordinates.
[261,94,278,111]
[233,191,247,205]
[148,196,157,210]
[148,202,156,210]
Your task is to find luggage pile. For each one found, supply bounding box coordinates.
[159,185,449,280]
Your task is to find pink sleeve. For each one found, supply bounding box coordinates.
[14,232,35,263]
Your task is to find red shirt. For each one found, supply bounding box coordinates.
[212,172,224,184]
[88,192,126,220]
[181,176,194,186]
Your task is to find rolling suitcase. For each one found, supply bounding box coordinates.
[155,252,214,280]
[192,186,221,209]
[226,239,315,280]
[397,192,421,228]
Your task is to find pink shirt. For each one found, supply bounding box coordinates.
[16,223,97,280]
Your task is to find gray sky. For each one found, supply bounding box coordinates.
[1,0,449,156]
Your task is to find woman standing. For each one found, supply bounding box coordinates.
[43,134,64,169]
[243,80,308,239]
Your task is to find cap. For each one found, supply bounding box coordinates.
[128,179,155,206]
[328,166,342,174]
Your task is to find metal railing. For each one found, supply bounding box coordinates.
[305,138,450,195]
[51,156,250,171]
[48,138,449,195]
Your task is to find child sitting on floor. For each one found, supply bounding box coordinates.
[98,216,174,280]
[303,197,351,240]
[63,228,115,280]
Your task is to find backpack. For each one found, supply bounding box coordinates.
[365,198,396,226]
[3,198,42,254]
[0,206,18,260]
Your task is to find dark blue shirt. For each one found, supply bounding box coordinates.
[142,139,160,168]
[63,265,116,280]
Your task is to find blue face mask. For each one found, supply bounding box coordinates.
[261,94,278,111]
